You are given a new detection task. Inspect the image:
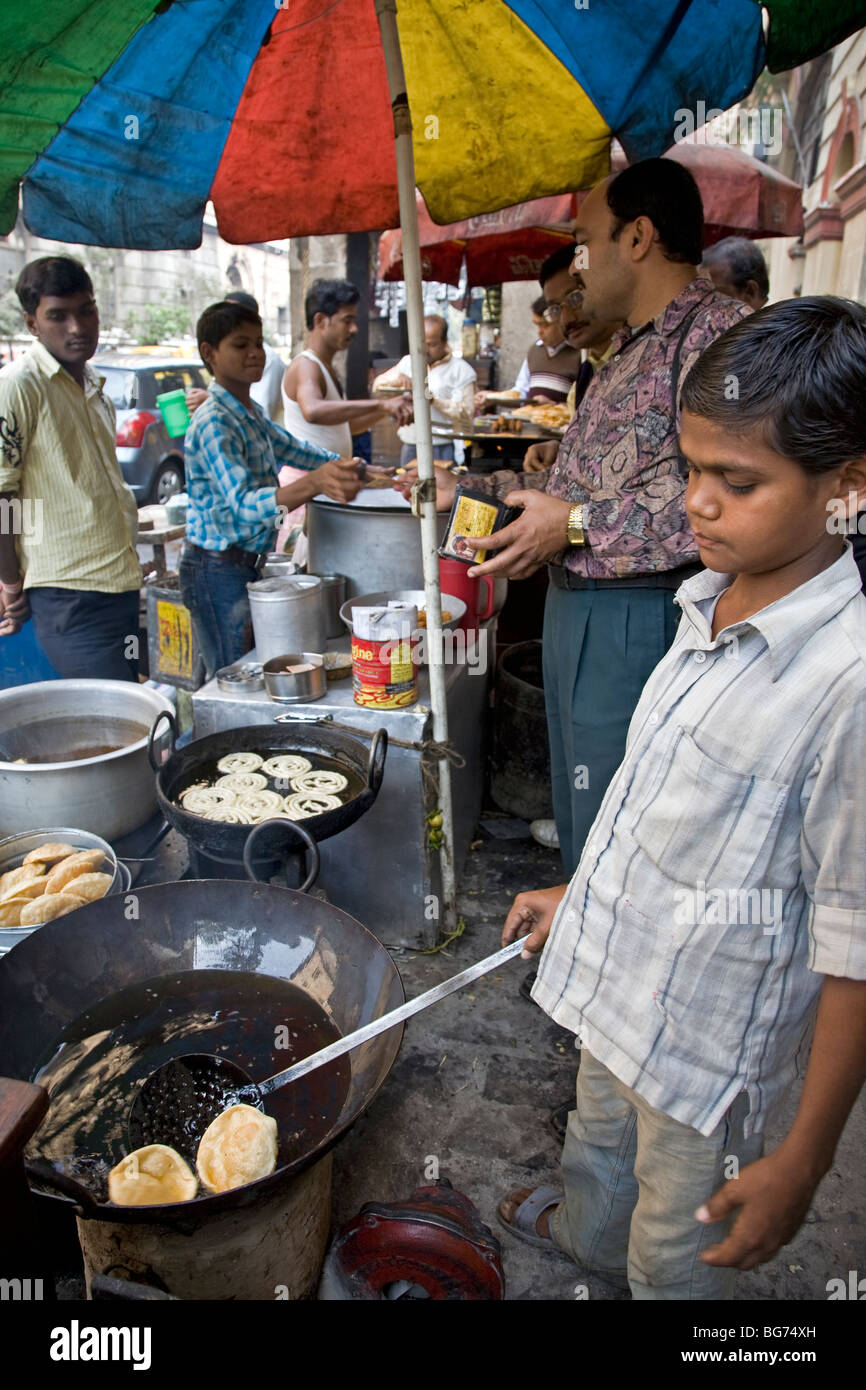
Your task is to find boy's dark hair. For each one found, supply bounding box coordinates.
[606,157,704,266]
[16,256,93,315]
[305,278,359,329]
[539,242,577,287]
[702,236,769,300]
[681,296,866,475]
[532,294,549,317]
[196,300,262,364]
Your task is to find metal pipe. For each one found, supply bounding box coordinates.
[374,0,457,931]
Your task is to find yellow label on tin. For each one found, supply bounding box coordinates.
[445,495,499,563]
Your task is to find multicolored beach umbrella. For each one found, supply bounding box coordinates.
[0,0,861,251]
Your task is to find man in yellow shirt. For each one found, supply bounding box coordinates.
[0,257,142,680]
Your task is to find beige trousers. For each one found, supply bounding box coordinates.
[552,1048,764,1299]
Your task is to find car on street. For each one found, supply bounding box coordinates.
[94,355,211,503]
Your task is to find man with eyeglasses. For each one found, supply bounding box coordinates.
[521,244,620,477]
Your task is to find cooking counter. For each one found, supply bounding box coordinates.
[190,627,495,948]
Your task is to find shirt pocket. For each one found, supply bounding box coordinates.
[629,724,790,892]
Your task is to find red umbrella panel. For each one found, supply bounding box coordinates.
[378,191,577,288]
[379,144,804,287]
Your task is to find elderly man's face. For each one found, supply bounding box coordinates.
[425,320,449,363]
[702,259,767,311]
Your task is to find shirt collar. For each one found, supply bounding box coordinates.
[610,277,726,355]
[586,339,617,371]
[675,545,864,682]
[29,340,106,399]
[209,380,261,420]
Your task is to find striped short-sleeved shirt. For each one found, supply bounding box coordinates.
[532,546,866,1137]
[0,342,140,592]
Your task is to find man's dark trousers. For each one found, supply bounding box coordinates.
[28,588,140,681]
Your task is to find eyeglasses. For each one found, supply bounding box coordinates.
[543,289,584,322]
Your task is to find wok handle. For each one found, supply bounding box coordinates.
[147,709,178,772]
[24,1157,103,1220]
[366,727,388,796]
[242,818,320,894]
[0,1080,51,1269]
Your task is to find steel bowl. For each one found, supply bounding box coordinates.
[339,589,466,636]
[0,827,122,956]
[262,653,327,703]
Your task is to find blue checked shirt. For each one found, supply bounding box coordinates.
[184,382,339,553]
[532,545,866,1138]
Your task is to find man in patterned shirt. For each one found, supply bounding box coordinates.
[498,297,866,1299]
[414,160,749,876]
[180,300,361,676]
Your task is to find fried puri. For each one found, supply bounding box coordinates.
[196,1104,278,1193]
[108,1145,198,1206]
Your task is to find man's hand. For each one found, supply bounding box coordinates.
[312,457,363,504]
[382,394,414,428]
[185,387,209,415]
[502,885,568,958]
[0,584,30,637]
[523,440,558,474]
[393,465,458,512]
[466,490,572,580]
[696,1149,820,1271]
[474,389,491,411]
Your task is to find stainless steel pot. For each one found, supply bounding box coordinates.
[307,495,449,597]
[0,681,175,841]
[248,575,326,660]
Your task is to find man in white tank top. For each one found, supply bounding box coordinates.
[282,279,412,456]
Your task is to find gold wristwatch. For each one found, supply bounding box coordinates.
[566,503,586,547]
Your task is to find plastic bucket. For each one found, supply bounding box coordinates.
[156,389,191,437]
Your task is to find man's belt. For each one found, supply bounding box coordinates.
[548,560,702,591]
[184,541,265,571]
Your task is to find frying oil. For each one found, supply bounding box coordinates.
[29,970,349,1203]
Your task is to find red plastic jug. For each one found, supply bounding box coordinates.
[438,556,495,633]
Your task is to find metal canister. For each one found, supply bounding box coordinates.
[351,604,418,709]
[247,576,326,662]
[313,573,348,639]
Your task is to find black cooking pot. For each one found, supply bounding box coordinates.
[0,879,403,1225]
[148,713,387,865]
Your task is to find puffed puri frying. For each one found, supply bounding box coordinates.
[196,1104,278,1193]
[108,1144,198,1206]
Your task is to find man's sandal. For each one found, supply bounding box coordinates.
[496,1185,564,1249]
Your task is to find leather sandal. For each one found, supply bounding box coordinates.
[496,1185,563,1249]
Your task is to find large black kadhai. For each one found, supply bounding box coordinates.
[0,879,403,1224]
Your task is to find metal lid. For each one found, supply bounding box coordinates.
[216,662,265,691]
[247,575,323,602]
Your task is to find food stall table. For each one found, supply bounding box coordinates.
[190,627,495,949]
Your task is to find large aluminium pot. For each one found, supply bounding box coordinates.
[0,878,404,1226]
[307,492,448,597]
[0,681,176,840]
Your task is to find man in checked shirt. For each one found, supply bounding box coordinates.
[498,298,866,1299]
[180,300,361,676]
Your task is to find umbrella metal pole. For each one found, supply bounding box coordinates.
[375,0,458,933]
